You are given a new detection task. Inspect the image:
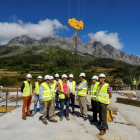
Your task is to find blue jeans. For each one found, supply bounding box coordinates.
[55,91,59,109]
[34,95,42,113]
[60,97,70,117]
[70,93,75,114]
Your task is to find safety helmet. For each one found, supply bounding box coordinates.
[55,74,59,77]
[62,74,68,79]
[44,75,50,80]
[79,73,86,77]
[49,76,54,80]
[99,73,106,78]
[69,74,74,78]
[26,74,32,78]
[37,76,43,79]
[91,75,98,80]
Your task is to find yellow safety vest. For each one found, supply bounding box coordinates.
[58,81,69,99]
[72,81,76,95]
[41,82,52,101]
[133,80,137,85]
[96,83,110,104]
[54,79,62,84]
[50,82,56,97]
[77,80,88,97]
[90,82,100,101]
[23,81,32,97]
[35,82,41,95]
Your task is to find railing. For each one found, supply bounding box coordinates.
[0,86,21,114]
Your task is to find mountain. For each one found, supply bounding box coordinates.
[1,35,140,65]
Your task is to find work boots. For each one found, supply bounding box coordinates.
[99,130,106,136]
[42,120,48,125]
[66,114,70,121]
[49,118,57,123]
[60,117,63,121]
[22,116,27,120]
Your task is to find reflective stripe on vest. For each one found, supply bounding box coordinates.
[90,82,100,101]
[58,81,69,99]
[50,82,56,97]
[35,82,40,95]
[77,80,88,97]
[23,81,32,97]
[96,83,110,104]
[71,81,76,95]
[41,82,52,101]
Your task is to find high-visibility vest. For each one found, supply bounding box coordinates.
[41,82,52,101]
[90,82,100,101]
[23,81,32,97]
[96,83,110,104]
[35,82,41,95]
[133,80,137,85]
[58,81,69,99]
[50,82,56,97]
[54,79,62,84]
[72,81,76,95]
[77,80,88,97]
[68,81,76,95]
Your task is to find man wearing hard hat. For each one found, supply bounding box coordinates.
[58,74,70,121]
[21,74,33,120]
[90,75,100,122]
[50,76,57,117]
[32,76,43,115]
[54,74,61,110]
[76,73,88,121]
[39,75,57,124]
[96,73,112,136]
[133,78,137,90]
[68,74,76,117]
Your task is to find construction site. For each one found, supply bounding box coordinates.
[0,0,140,140]
[0,85,140,140]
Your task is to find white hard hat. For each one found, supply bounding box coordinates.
[44,75,50,80]
[91,75,98,80]
[55,73,59,77]
[99,73,106,78]
[26,74,32,78]
[37,76,43,79]
[69,74,74,78]
[49,76,54,80]
[79,73,86,77]
[62,74,68,79]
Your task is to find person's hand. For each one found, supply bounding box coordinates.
[42,99,45,102]
[33,92,36,95]
[53,98,55,101]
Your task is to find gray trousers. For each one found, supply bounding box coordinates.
[98,102,108,130]
[42,100,54,121]
[78,96,87,117]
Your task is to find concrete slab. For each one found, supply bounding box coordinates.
[0,93,140,140]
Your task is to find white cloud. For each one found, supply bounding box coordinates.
[0,18,68,45]
[88,31,123,50]
[82,35,87,38]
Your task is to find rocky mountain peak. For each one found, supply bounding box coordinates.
[5,35,140,65]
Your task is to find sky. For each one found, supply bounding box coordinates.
[0,0,140,56]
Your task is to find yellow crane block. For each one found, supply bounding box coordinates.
[68,18,84,30]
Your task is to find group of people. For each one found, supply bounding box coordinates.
[21,72,112,136]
